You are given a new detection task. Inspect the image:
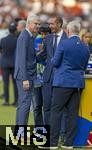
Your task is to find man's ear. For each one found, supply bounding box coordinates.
[58,22,61,28]
[66,29,69,36]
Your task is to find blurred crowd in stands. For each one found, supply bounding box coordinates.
[0,0,92,29]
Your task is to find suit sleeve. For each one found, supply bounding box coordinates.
[18,36,28,80]
[51,43,64,67]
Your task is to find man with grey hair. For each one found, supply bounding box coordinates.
[17,20,26,34]
[50,20,89,149]
[14,14,40,138]
[38,20,89,149]
[67,20,81,35]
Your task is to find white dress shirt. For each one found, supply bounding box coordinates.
[57,29,63,46]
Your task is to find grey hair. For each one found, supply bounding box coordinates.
[67,20,81,34]
[26,14,40,26]
[18,20,26,28]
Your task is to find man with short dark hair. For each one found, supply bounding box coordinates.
[42,16,67,127]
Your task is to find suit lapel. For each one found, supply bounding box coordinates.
[58,31,67,45]
[50,34,53,46]
[49,34,55,56]
[50,32,66,56]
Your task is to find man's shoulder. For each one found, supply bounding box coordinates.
[1,34,9,41]
[18,30,30,41]
[58,38,72,50]
[60,38,69,45]
[20,29,28,37]
[62,37,76,45]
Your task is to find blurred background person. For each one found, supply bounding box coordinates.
[17,20,26,36]
[33,23,51,126]
[0,22,18,106]
[0,21,9,99]
[80,29,92,53]
[80,29,92,76]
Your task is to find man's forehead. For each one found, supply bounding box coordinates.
[32,19,40,23]
[48,17,56,23]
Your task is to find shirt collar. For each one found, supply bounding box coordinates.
[69,34,80,38]
[25,28,33,37]
[56,29,63,37]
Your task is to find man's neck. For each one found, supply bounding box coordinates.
[56,29,63,34]
[25,28,33,37]
[69,34,79,38]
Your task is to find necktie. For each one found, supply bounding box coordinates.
[53,34,58,53]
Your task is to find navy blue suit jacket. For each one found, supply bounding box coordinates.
[43,31,67,82]
[51,36,90,88]
[14,29,36,81]
[0,33,17,68]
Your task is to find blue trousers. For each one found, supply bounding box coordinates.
[32,87,43,125]
[42,80,67,138]
[16,79,33,125]
[50,87,80,146]
[3,67,18,103]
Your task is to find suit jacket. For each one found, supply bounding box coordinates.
[51,36,90,88]
[14,29,36,81]
[0,33,17,68]
[43,31,67,82]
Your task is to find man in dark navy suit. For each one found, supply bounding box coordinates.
[0,22,18,106]
[42,16,67,127]
[39,20,89,149]
[42,17,68,142]
[14,14,40,137]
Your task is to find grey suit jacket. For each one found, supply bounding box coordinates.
[14,29,36,82]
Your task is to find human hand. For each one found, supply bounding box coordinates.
[23,80,30,91]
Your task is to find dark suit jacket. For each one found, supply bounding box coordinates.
[14,29,36,81]
[43,31,67,82]
[51,36,90,88]
[0,33,17,68]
